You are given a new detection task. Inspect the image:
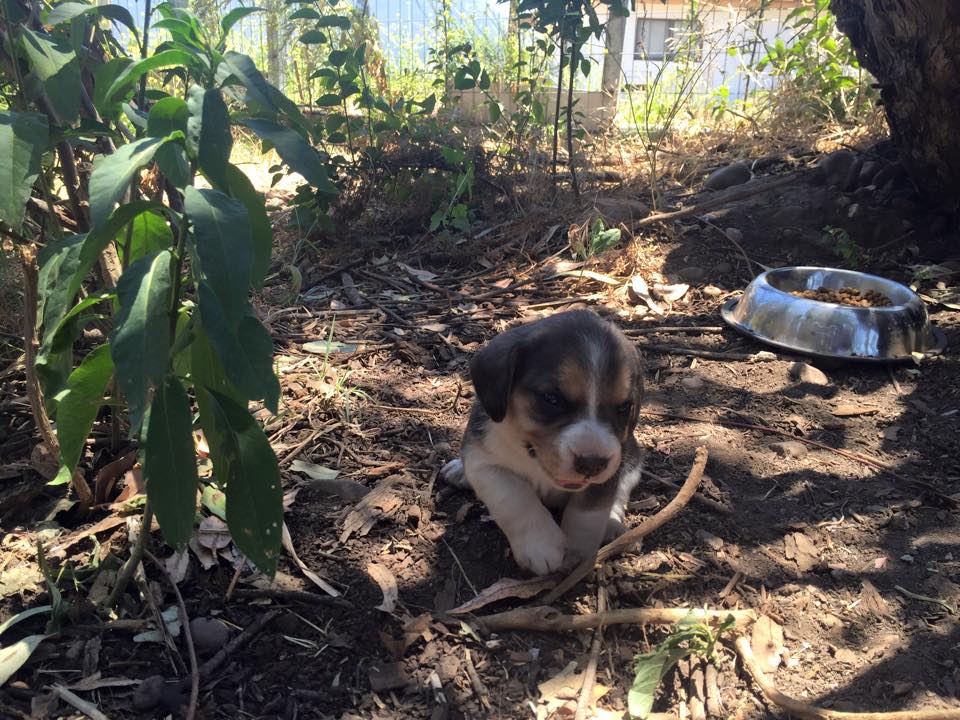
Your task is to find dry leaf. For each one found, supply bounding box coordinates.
[380,613,432,658]
[448,575,560,615]
[398,263,437,282]
[339,477,403,543]
[652,282,690,302]
[188,537,219,571]
[538,661,609,712]
[282,522,339,597]
[627,276,665,315]
[92,451,138,505]
[859,579,890,617]
[833,403,878,417]
[290,460,339,481]
[67,673,139,691]
[283,488,299,511]
[751,615,784,672]
[783,532,819,572]
[367,562,398,613]
[48,515,128,560]
[197,516,232,551]
[163,551,190,585]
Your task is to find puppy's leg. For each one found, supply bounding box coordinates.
[466,462,566,575]
[605,461,642,541]
[561,486,617,567]
[439,458,468,489]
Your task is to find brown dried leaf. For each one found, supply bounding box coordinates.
[783,532,819,572]
[67,673,139,691]
[366,562,398,613]
[339,477,403,543]
[380,613,432,658]
[833,403,879,417]
[47,515,128,560]
[188,537,219,571]
[652,282,690,302]
[859,579,890,617]
[92,451,138,505]
[282,522,339,597]
[751,615,784,672]
[447,575,559,615]
[197,516,231,551]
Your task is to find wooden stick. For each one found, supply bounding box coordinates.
[641,344,780,362]
[574,577,607,720]
[542,446,708,603]
[146,551,198,720]
[625,326,726,335]
[475,605,755,634]
[641,467,732,515]
[632,173,800,229]
[735,636,960,720]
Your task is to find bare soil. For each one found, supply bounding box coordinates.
[1,143,959,720]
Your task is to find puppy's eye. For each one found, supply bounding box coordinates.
[616,401,633,415]
[540,391,562,407]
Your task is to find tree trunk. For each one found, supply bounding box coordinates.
[830,0,960,204]
[601,10,626,125]
[265,0,283,89]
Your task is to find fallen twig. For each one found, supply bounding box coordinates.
[735,635,960,719]
[464,648,491,710]
[145,551,198,720]
[641,467,732,515]
[230,588,350,607]
[642,410,954,505]
[625,326,726,335]
[632,173,800,229]
[542,446,708,603]
[574,575,606,720]
[641,344,780,362]
[52,685,109,720]
[194,610,280,684]
[475,605,755,634]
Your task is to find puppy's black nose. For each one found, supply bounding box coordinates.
[573,454,610,478]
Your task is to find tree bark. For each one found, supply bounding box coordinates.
[601,10,626,125]
[830,0,960,204]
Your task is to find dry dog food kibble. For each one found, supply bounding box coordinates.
[790,286,892,308]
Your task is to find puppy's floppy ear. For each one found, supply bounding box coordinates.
[629,346,644,427]
[469,325,529,423]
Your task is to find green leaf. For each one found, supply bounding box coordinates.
[125,211,174,264]
[147,96,189,138]
[222,164,272,290]
[20,27,82,122]
[155,144,192,188]
[327,49,348,67]
[36,233,87,340]
[315,93,341,107]
[190,325,244,407]
[184,187,251,328]
[197,388,281,576]
[45,2,139,36]
[628,644,691,719]
[106,49,198,103]
[142,374,200,550]
[0,635,51,686]
[289,7,320,19]
[239,118,336,195]
[91,57,130,120]
[39,291,113,363]
[315,14,350,29]
[110,251,174,434]
[187,87,233,191]
[0,110,47,232]
[201,484,227,520]
[88,135,169,229]
[299,30,327,44]
[220,6,263,38]
[52,344,114,486]
[0,605,52,636]
[196,285,279,412]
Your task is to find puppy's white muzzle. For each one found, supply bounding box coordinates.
[553,420,622,489]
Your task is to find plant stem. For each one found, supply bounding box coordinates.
[19,245,59,457]
[566,27,579,199]
[104,500,153,609]
[138,0,154,114]
[551,26,565,182]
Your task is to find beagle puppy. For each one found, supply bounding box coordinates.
[441,309,644,575]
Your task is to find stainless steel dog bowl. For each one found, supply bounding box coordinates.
[721,267,943,362]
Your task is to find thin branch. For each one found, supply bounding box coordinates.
[542,446,708,603]
[19,245,59,456]
[104,500,153,609]
[474,605,755,634]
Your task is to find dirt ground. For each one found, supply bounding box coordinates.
[1,140,959,720]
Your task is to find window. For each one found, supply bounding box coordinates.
[634,17,701,61]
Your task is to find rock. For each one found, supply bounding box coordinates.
[772,205,806,226]
[595,197,649,224]
[680,376,705,392]
[769,441,808,460]
[818,150,857,187]
[678,266,706,282]
[833,647,858,665]
[858,160,881,186]
[788,361,829,386]
[704,161,751,190]
[891,680,914,697]
[702,285,723,298]
[696,530,724,551]
[189,617,230,655]
[715,261,733,274]
[134,675,166,711]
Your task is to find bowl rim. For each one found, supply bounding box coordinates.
[753,266,919,312]
[720,296,946,363]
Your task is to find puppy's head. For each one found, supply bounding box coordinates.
[470,310,643,491]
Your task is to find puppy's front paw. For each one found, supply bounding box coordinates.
[440,458,468,488]
[511,522,566,576]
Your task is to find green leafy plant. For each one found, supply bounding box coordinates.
[628,611,735,719]
[572,217,621,260]
[0,0,325,604]
[754,0,872,122]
